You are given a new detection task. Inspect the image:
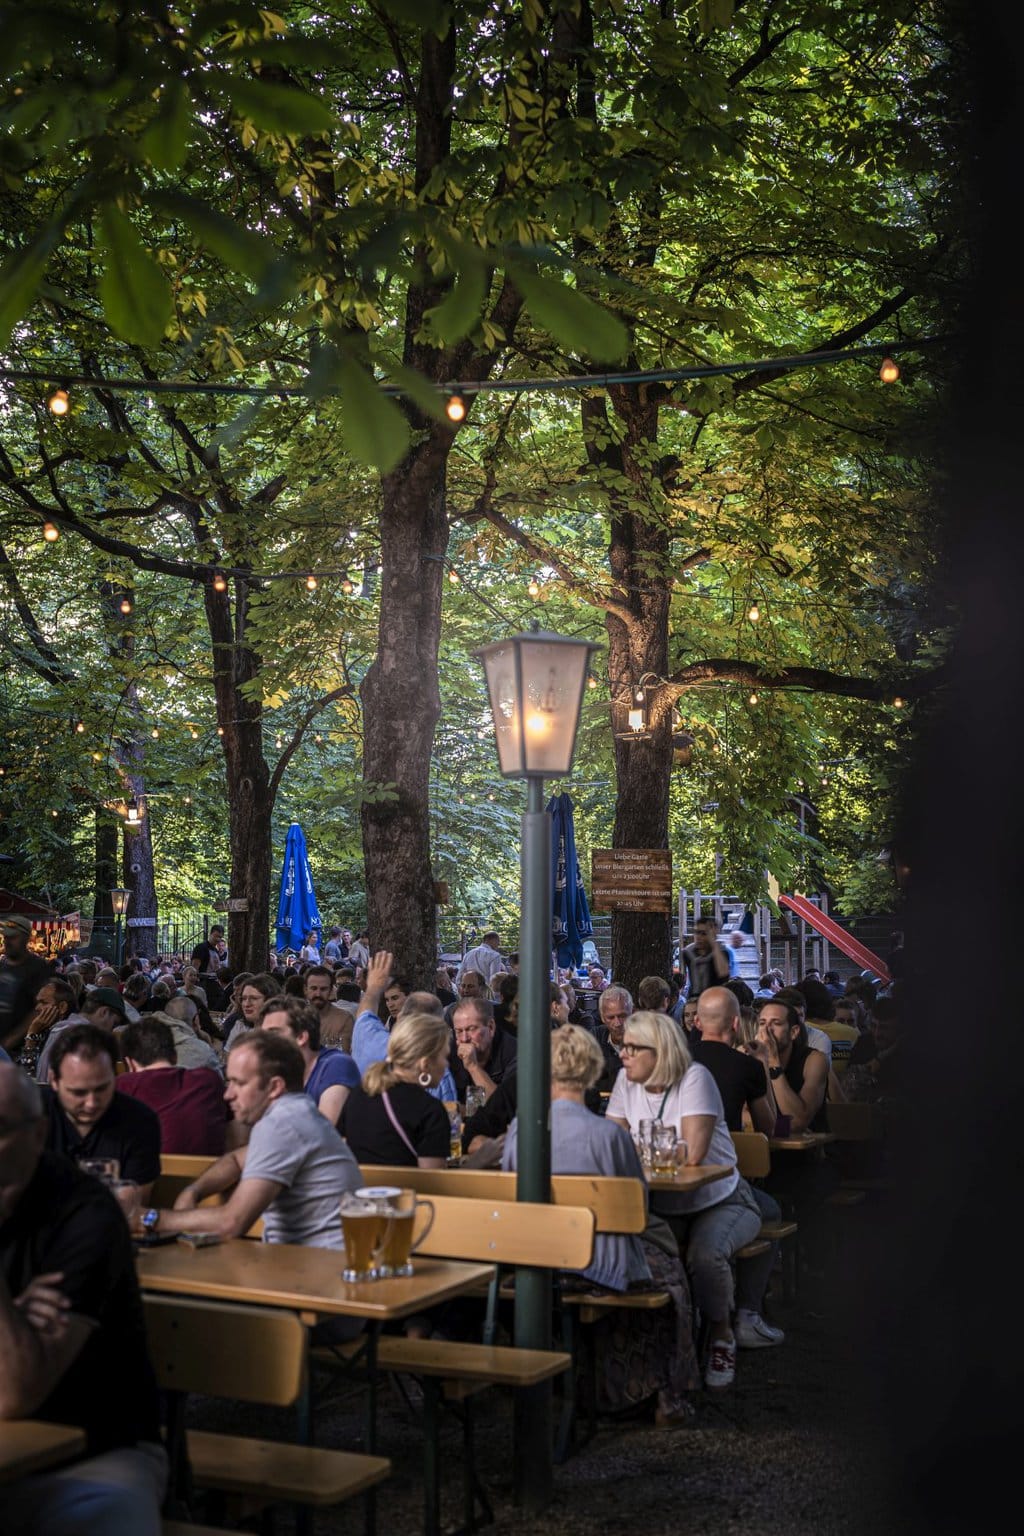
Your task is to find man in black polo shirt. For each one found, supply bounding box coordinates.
[0,1064,166,1535]
[691,987,785,1351]
[0,913,51,1054]
[43,1024,161,1199]
[450,996,517,1103]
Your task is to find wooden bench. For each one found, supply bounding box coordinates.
[145,1295,390,1525]
[730,1131,800,1300]
[314,1190,589,1536]
[356,1167,671,1460]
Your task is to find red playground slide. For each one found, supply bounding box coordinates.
[778,893,892,986]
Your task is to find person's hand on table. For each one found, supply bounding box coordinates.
[14,1272,71,1337]
[461,1135,505,1169]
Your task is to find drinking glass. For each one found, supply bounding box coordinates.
[636,1118,656,1170]
[109,1178,140,1226]
[465,1085,487,1121]
[651,1122,678,1175]
[340,1193,393,1282]
[370,1188,436,1278]
[444,1101,463,1164]
[78,1157,120,1184]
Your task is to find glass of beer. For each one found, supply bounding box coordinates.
[651,1122,678,1176]
[340,1193,392,1282]
[375,1189,436,1278]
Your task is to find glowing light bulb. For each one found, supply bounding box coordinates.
[75,721,85,733]
[119,597,132,615]
[528,577,540,597]
[748,692,759,705]
[217,726,224,736]
[446,393,466,422]
[587,674,597,689]
[306,575,318,590]
[893,696,905,709]
[748,602,760,622]
[51,808,58,817]
[92,751,102,762]
[189,729,198,740]
[487,792,495,801]
[43,521,59,542]
[212,570,227,592]
[449,569,460,584]
[879,355,900,384]
[341,579,354,595]
[315,734,323,744]
[48,388,69,416]
[151,727,159,739]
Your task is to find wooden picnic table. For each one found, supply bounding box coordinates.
[0,1422,86,1483]
[768,1131,836,1152]
[644,1163,733,1191]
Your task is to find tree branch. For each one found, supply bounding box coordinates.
[268,684,354,800]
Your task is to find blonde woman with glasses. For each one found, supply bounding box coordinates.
[607,1011,762,1392]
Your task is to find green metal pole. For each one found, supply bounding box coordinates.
[514,775,553,1509]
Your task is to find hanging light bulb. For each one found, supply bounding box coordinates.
[487,792,495,801]
[43,521,60,542]
[92,751,102,762]
[748,601,760,622]
[527,576,540,597]
[892,695,905,709]
[446,393,466,422]
[48,387,70,416]
[212,570,228,592]
[748,692,759,705]
[275,735,282,749]
[879,355,900,384]
[448,569,460,584]
[587,673,598,689]
[126,798,141,826]
[315,733,323,744]
[306,575,318,590]
[75,721,85,734]
[184,795,192,804]
[151,727,159,739]
[51,808,59,817]
[216,726,224,736]
[119,596,133,615]
[189,728,198,740]
[341,578,354,595]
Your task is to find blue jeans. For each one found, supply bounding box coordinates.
[0,1442,167,1536]
[672,1178,763,1324]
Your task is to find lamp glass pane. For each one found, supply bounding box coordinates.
[519,638,590,776]
[481,643,524,775]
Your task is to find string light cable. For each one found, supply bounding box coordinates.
[4,334,942,413]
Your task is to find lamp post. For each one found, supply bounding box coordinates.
[110,887,130,968]
[475,623,599,1507]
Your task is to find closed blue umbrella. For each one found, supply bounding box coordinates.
[547,792,593,971]
[275,822,322,954]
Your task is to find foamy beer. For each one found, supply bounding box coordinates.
[340,1192,392,1281]
[357,1186,435,1277]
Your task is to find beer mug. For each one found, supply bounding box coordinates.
[339,1191,393,1282]
[650,1122,678,1176]
[358,1186,436,1278]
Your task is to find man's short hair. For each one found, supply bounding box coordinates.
[41,978,77,1015]
[797,976,835,1021]
[773,987,806,1016]
[400,991,444,1018]
[725,978,754,1007]
[209,925,224,937]
[453,997,494,1030]
[386,975,414,996]
[599,985,632,1019]
[482,931,500,945]
[497,974,518,1005]
[164,994,199,1025]
[50,1023,118,1078]
[258,994,322,1050]
[304,964,334,986]
[694,915,718,931]
[121,1018,177,1067]
[229,1030,304,1092]
[458,971,486,991]
[336,982,361,1002]
[637,975,671,1010]
[123,973,151,1004]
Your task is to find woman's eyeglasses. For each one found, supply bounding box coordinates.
[620,1042,655,1057]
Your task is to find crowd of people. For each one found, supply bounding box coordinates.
[0,907,902,1533]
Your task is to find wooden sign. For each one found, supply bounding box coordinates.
[226,898,249,913]
[591,849,673,913]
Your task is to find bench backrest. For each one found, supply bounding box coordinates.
[413,1193,595,1269]
[358,1166,646,1235]
[143,1294,306,1405]
[730,1131,771,1178]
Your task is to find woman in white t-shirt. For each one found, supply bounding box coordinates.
[606,1010,762,1391]
[299,932,321,965]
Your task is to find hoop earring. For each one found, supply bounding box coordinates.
[418,1071,432,1087]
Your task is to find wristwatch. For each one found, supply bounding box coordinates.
[141,1207,161,1233]
[768,1066,784,1080]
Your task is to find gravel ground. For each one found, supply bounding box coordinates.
[185,1195,905,1536]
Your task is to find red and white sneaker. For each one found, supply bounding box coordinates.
[704,1335,737,1389]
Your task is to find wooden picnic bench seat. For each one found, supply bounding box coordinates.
[731,1131,799,1299]
[144,1295,390,1522]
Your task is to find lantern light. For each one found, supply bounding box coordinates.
[474,624,601,778]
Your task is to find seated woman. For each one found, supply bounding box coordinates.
[606,1011,762,1392]
[503,1024,699,1426]
[338,1012,450,1168]
[224,972,283,1051]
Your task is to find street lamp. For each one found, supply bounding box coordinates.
[475,623,598,1506]
[110,887,131,968]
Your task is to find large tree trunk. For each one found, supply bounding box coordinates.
[360,438,449,984]
[585,390,675,997]
[205,577,273,974]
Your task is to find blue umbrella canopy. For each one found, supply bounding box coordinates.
[275,822,322,954]
[548,792,593,970]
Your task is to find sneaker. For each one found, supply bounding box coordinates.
[734,1310,785,1349]
[704,1335,737,1389]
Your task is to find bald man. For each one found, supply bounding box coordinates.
[691,987,777,1135]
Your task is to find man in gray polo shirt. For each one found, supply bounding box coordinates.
[136,1032,360,1248]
